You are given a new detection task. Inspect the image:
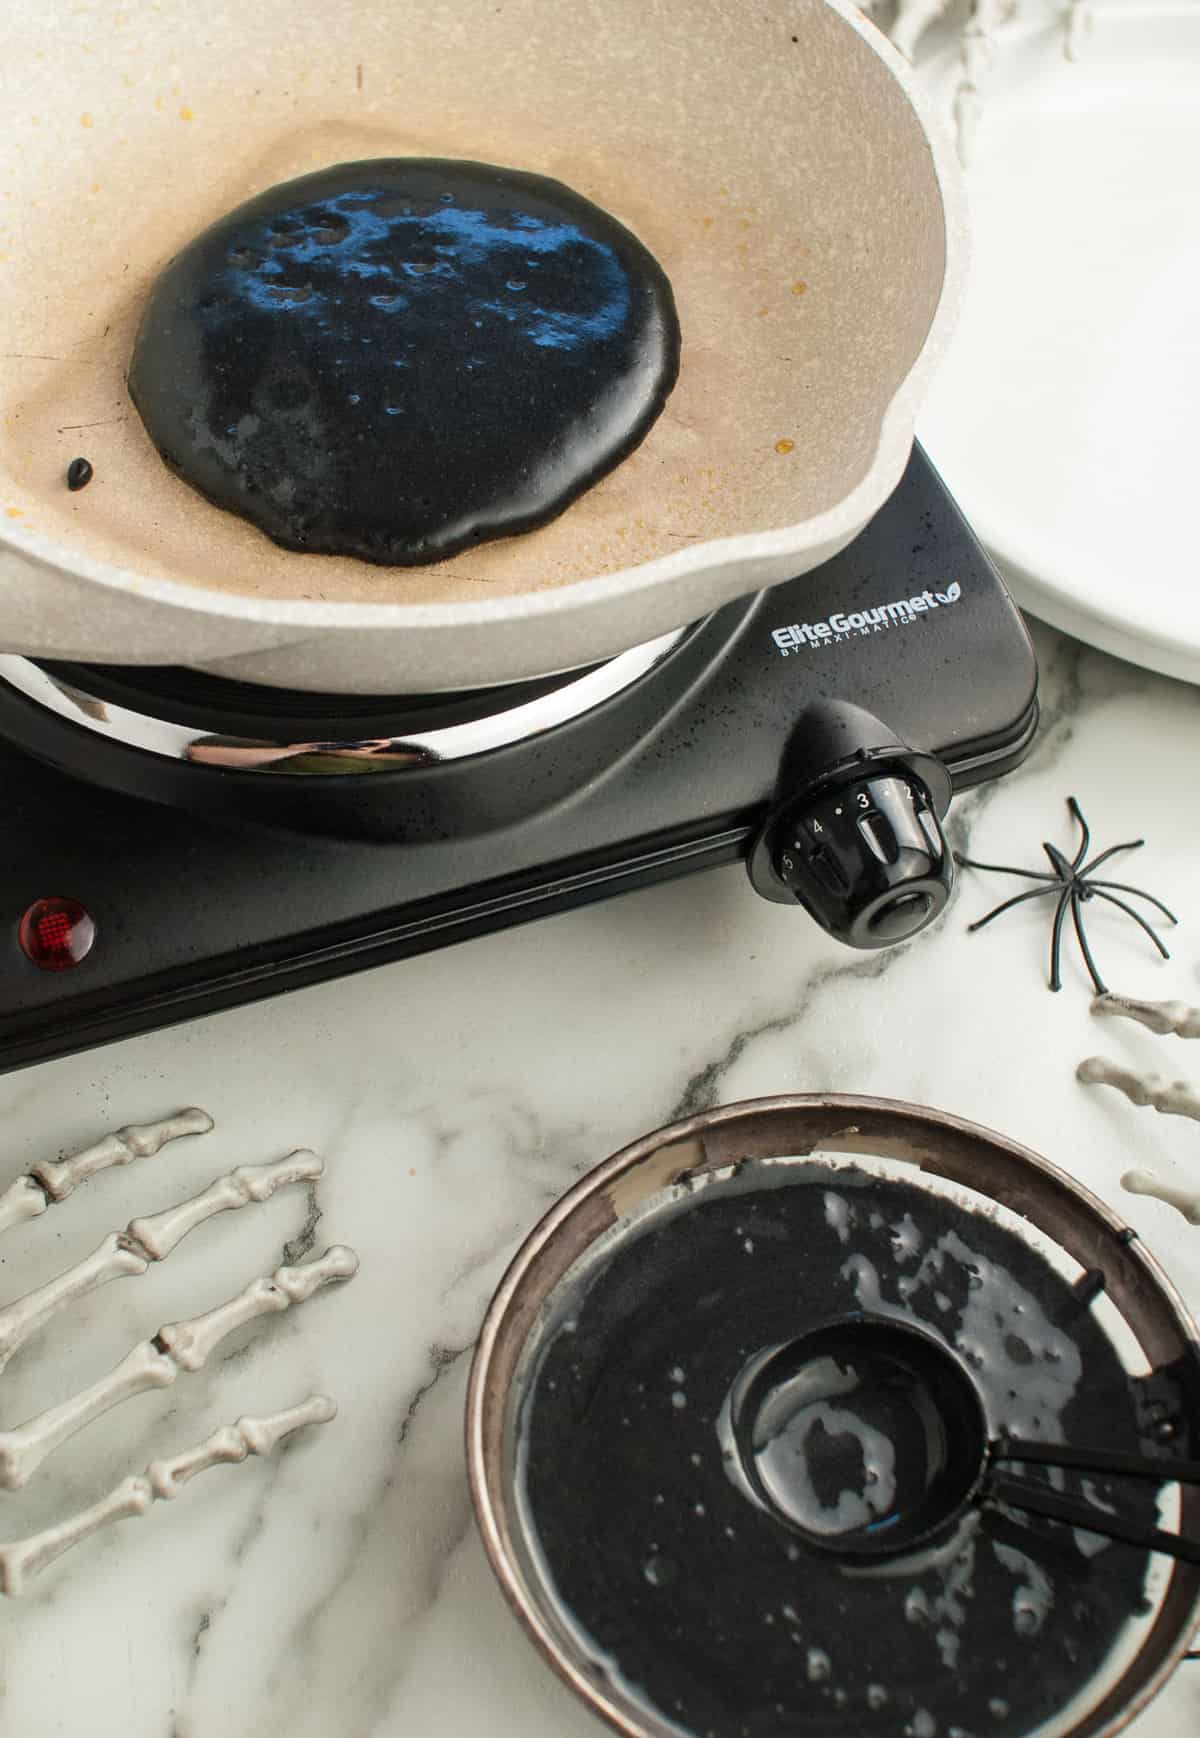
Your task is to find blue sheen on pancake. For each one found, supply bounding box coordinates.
[128,158,680,565]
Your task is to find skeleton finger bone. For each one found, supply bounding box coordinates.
[889,0,949,60]
[1077,1057,1200,1123]
[0,1150,323,1375]
[0,1245,358,1491]
[1091,994,1200,1039]
[1065,0,1088,62]
[1121,1171,1200,1227]
[953,0,1013,165]
[0,1394,335,1596]
[0,1109,214,1239]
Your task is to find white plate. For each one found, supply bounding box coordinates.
[915,2,1200,682]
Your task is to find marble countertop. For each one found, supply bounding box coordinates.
[1,618,1197,1738]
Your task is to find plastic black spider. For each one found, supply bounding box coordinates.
[954,796,1178,994]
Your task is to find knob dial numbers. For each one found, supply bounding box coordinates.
[755,774,952,948]
[744,699,955,949]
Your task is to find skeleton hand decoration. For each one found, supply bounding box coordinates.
[0,1149,324,1375]
[1092,994,1200,1040]
[1077,1058,1200,1125]
[0,1245,356,1492]
[880,1,1087,163]
[0,1396,336,1596]
[1077,994,1200,1227]
[1121,1172,1200,1228]
[0,1108,213,1238]
[0,1109,357,1593]
[888,0,950,61]
[1064,0,1089,62]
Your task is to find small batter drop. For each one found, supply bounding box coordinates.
[127,158,680,565]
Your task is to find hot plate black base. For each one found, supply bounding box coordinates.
[0,449,1037,1073]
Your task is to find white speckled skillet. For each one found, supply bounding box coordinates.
[0,0,965,693]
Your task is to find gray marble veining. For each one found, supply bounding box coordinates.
[0,620,1196,1737]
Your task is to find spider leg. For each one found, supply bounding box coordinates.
[1048,886,1072,993]
[1089,889,1172,961]
[953,853,1057,883]
[1078,840,1145,878]
[966,884,1061,933]
[1069,888,1107,994]
[1044,842,1074,881]
[1086,879,1179,926]
[1067,796,1091,870]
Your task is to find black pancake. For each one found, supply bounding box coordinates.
[127,158,680,565]
[517,1164,1180,1738]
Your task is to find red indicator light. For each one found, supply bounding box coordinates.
[18,896,96,972]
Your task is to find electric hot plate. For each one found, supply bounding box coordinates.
[0,449,1038,1073]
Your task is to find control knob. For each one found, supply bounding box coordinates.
[747,701,954,948]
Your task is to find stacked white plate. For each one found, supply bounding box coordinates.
[913,1,1200,683]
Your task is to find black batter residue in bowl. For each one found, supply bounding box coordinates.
[128,158,680,564]
[517,1164,1177,1738]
